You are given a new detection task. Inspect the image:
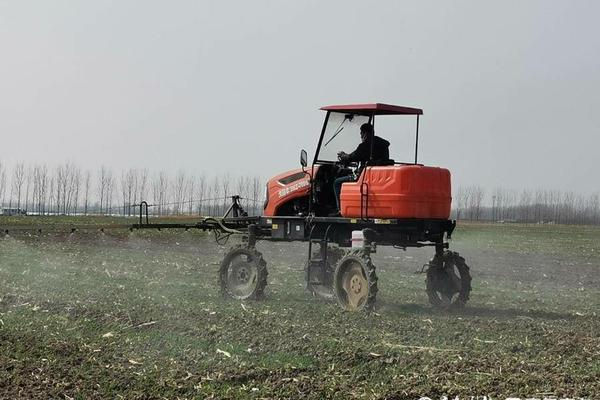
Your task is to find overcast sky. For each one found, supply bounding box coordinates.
[1,1,598,194]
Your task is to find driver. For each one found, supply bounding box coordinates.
[333,123,390,214]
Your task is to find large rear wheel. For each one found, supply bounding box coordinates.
[425,250,471,308]
[219,246,268,300]
[333,249,378,311]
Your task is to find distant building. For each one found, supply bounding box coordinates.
[1,208,27,216]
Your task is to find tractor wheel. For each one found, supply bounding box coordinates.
[219,246,268,300]
[333,249,378,311]
[425,250,471,308]
[305,245,345,300]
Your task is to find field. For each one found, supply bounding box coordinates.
[1,217,599,399]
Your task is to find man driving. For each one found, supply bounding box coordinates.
[333,123,390,214]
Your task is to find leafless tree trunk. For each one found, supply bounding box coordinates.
[105,172,115,216]
[152,171,168,216]
[48,176,55,215]
[221,173,230,216]
[519,189,531,223]
[454,186,469,220]
[72,168,81,215]
[210,176,220,216]
[187,176,195,215]
[83,170,91,215]
[0,161,6,208]
[252,176,262,216]
[590,193,600,225]
[98,166,110,215]
[33,165,48,215]
[23,166,32,213]
[12,163,26,211]
[55,165,64,214]
[195,174,206,216]
[121,169,136,216]
[60,163,80,215]
[138,168,148,204]
[174,171,186,215]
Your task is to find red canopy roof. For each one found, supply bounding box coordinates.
[320,103,423,115]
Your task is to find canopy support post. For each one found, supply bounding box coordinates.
[414,114,420,164]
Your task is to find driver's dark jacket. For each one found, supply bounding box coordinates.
[346,136,390,168]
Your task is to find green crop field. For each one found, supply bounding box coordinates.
[1,217,599,399]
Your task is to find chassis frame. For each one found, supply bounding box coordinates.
[128,196,467,311]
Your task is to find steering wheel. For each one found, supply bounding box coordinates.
[334,158,358,178]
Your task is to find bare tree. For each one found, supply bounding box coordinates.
[0,161,6,208]
[12,163,26,211]
[106,172,115,215]
[71,167,81,215]
[97,166,110,214]
[518,189,532,223]
[23,165,33,212]
[121,169,136,216]
[55,164,65,214]
[210,176,220,216]
[196,174,206,216]
[252,176,262,216]
[33,165,48,214]
[186,175,195,215]
[491,187,505,221]
[221,173,230,216]
[47,175,55,215]
[138,168,148,204]
[61,163,80,215]
[590,193,600,225]
[454,186,469,220]
[152,171,168,216]
[173,171,187,215]
[83,170,91,215]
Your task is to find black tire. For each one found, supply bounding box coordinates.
[219,246,268,300]
[426,250,471,308]
[333,249,378,311]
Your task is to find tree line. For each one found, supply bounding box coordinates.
[453,185,600,225]
[0,161,264,217]
[1,161,598,224]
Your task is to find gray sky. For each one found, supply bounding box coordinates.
[1,1,599,194]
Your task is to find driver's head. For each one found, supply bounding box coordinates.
[360,123,374,142]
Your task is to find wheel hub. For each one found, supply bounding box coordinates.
[226,256,258,297]
[236,267,249,283]
[342,263,368,310]
[350,275,362,293]
[219,246,268,301]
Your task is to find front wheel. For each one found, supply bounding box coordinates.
[425,250,471,308]
[219,246,268,300]
[333,249,378,311]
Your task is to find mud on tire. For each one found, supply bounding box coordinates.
[425,250,471,308]
[333,249,378,311]
[219,245,268,300]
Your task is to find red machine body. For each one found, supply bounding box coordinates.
[339,165,451,219]
[263,102,452,220]
[263,167,318,216]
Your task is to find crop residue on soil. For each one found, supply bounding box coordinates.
[1,222,599,399]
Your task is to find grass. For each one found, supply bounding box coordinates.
[1,217,599,399]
